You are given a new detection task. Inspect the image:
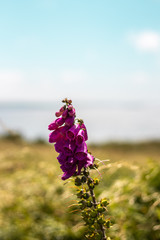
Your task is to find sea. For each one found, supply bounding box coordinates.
[0,100,160,143]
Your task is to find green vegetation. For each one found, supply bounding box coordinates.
[0,138,160,240]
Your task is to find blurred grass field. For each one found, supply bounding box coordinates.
[0,136,160,240]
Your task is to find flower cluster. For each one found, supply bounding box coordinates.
[48,99,94,180]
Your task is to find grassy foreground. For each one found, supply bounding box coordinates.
[0,138,160,240]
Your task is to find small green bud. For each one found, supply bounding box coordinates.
[100,198,109,207]
[87,218,95,225]
[88,225,95,233]
[83,170,89,176]
[78,200,87,210]
[87,178,93,184]
[93,178,100,185]
[75,177,81,186]
[81,176,87,183]
[97,206,106,213]
[89,183,95,189]
[87,200,93,207]
[105,220,110,228]
[83,192,90,199]
[95,233,102,240]
[90,210,97,218]
[77,189,83,198]
[89,163,99,169]
[97,216,105,224]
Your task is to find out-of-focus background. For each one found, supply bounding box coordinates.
[0,1,160,239]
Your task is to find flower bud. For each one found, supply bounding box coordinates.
[68,107,76,117]
[56,117,65,126]
[83,192,90,199]
[90,210,97,218]
[81,176,87,183]
[100,198,109,207]
[87,200,92,207]
[68,105,73,110]
[97,217,105,224]
[55,111,62,117]
[97,205,105,213]
[93,178,100,185]
[62,109,68,118]
[48,121,58,130]
[75,177,82,186]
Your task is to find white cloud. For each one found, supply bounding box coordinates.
[129,31,160,52]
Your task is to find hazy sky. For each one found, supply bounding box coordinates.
[0,0,160,103]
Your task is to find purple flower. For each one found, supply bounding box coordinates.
[49,125,68,143]
[57,152,67,164]
[61,164,77,180]
[81,123,88,141]
[54,139,66,153]
[56,117,65,126]
[63,140,76,156]
[68,106,76,117]
[48,121,58,131]
[48,99,95,180]
[65,116,75,126]
[49,128,61,143]
[55,106,65,117]
[48,117,65,130]
[76,129,85,145]
[75,142,88,160]
[62,109,68,119]
[77,153,94,174]
[55,111,62,117]
[66,124,80,140]
[60,156,77,180]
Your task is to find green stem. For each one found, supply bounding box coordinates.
[86,175,107,240]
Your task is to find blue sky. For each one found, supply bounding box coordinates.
[0,0,160,103]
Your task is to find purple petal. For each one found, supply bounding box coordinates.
[48,121,58,130]
[68,108,76,117]
[84,153,94,167]
[65,116,75,126]
[75,142,88,160]
[49,126,68,143]
[48,129,60,143]
[54,139,66,153]
[76,129,85,145]
[62,109,68,119]
[55,111,62,117]
[58,125,70,138]
[77,161,85,175]
[63,140,76,156]
[77,154,94,175]
[66,124,80,140]
[59,106,65,112]
[68,105,73,110]
[61,164,77,180]
[57,152,67,164]
[81,123,88,141]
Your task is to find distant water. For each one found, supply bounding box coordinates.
[0,101,160,143]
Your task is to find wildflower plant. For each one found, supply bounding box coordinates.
[48,98,111,240]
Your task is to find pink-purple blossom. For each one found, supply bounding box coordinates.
[48,100,94,180]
